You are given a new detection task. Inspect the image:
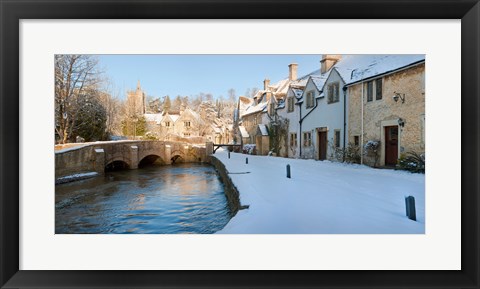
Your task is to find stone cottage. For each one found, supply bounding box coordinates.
[336,55,425,167]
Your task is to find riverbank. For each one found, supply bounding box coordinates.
[214,150,425,234]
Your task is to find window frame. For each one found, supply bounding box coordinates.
[306,90,315,108]
[328,82,340,104]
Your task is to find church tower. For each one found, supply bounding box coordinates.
[127,80,146,116]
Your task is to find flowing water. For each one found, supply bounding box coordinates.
[55,163,231,234]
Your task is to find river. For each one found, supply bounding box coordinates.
[55,163,231,234]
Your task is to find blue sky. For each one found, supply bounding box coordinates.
[97,55,323,100]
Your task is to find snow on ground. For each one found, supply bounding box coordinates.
[214,151,425,234]
[55,172,98,185]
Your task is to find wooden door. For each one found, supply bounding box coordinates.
[318,131,327,160]
[385,126,398,166]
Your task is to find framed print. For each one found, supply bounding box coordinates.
[1,0,479,288]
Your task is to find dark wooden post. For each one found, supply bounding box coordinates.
[405,196,416,221]
[246,157,248,164]
[286,164,291,178]
[228,151,230,159]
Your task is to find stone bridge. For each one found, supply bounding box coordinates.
[55,140,213,179]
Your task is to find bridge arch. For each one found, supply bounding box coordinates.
[105,159,130,171]
[138,154,166,167]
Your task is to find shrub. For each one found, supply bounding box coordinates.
[397,151,425,173]
[364,140,381,167]
[242,144,256,155]
[344,143,361,164]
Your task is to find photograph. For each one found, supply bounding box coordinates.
[54,54,426,234]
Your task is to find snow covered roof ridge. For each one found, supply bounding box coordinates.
[334,54,425,85]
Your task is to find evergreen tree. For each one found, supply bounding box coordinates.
[163,95,171,112]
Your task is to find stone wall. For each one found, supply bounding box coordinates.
[55,146,98,179]
[348,63,425,166]
[210,156,241,217]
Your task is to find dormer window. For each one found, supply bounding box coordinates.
[165,121,170,127]
[327,82,340,104]
[306,91,315,108]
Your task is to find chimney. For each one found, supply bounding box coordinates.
[320,55,342,74]
[264,78,270,91]
[289,63,298,81]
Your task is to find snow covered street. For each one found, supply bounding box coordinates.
[214,150,425,234]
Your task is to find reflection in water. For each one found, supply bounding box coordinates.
[55,163,231,234]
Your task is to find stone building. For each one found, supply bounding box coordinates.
[126,80,146,116]
[337,55,425,167]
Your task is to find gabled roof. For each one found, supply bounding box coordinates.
[310,72,330,92]
[334,54,425,85]
[257,124,268,136]
[291,87,304,99]
[239,126,249,138]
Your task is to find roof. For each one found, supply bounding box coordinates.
[257,124,268,136]
[310,72,330,92]
[291,88,304,99]
[239,126,249,138]
[242,101,267,117]
[144,113,162,124]
[334,54,425,85]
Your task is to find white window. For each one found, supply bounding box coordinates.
[306,91,315,108]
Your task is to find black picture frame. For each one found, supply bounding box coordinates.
[1,0,478,288]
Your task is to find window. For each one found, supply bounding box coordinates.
[328,82,340,104]
[184,133,190,137]
[334,130,341,148]
[303,132,312,147]
[366,81,373,102]
[306,91,315,108]
[290,133,297,147]
[354,135,360,146]
[165,121,170,127]
[184,121,191,127]
[375,78,383,100]
[287,97,294,112]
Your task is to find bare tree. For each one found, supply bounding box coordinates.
[55,55,101,144]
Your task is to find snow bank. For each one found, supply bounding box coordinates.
[56,172,99,185]
[214,151,425,234]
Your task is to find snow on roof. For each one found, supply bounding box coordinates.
[335,54,425,85]
[212,126,222,133]
[242,102,267,117]
[310,72,330,92]
[144,113,163,124]
[291,88,304,98]
[257,124,268,136]
[239,126,249,138]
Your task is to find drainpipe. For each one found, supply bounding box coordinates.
[297,101,303,157]
[299,95,319,158]
[342,85,347,162]
[360,78,365,165]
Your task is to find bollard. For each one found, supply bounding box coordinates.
[228,151,230,159]
[246,157,248,164]
[405,196,416,221]
[286,164,291,178]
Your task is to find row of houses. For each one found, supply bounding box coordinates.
[233,54,425,167]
